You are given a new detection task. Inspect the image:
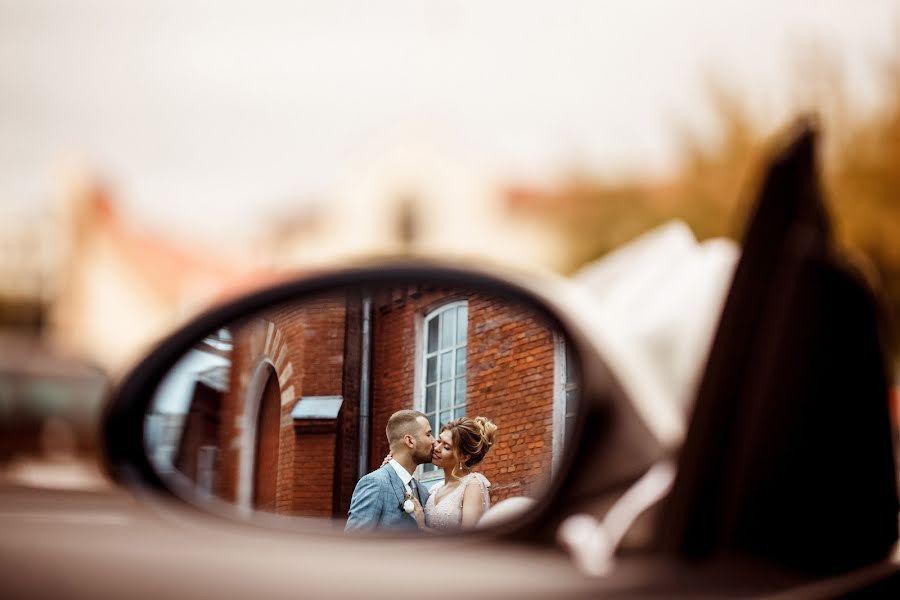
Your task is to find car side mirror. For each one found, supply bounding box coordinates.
[102,261,665,540]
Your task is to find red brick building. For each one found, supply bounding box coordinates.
[180,285,577,520]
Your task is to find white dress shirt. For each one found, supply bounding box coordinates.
[387,458,414,496]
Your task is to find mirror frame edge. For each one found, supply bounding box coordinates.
[101,258,663,543]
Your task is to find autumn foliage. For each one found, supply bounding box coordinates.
[522,45,900,363]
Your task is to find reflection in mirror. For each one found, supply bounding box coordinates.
[145,283,579,534]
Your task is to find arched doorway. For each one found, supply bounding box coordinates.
[252,365,281,511]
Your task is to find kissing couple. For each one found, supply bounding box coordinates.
[345,410,497,532]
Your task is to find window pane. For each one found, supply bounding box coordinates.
[425,384,436,413]
[440,309,456,349]
[427,317,439,353]
[426,356,437,384]
[565,345,577,383]
[455,377,466,405]
[566,389,577,417]
[455,348,466,374]
[456,305,468,343]
[440,350,453,381]
[440,410,452,426]
[423,463,436,474]
[432,414,440,437]
[453,406,466,419]
[440,381,452,410]
[566,414,576,433]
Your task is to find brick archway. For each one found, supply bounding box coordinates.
[236,320,297,512]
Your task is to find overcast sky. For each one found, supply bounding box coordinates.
[1,1,897,240]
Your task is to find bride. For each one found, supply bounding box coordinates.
[416,416,497,531]
[382,415,498,530]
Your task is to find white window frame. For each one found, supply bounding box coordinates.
[415,300,468,485]
[552,332,579,474]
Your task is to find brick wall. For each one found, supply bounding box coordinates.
[215,293,347,516]
[209,286,561,519]
[217,319,266,503]
[369,286,462,468]
[334,290,363,516]
[466,295,555,502]
[297,298,346,396]
[292,424,338,517]
[369,287,557,504]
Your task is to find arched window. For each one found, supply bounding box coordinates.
[418,300,468,480]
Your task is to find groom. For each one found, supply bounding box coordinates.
[345,409,435,532]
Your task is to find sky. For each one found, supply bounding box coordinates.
[152,348,228,415]
[1,1,897,241]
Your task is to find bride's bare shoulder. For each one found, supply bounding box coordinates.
[462,474,490,509]
[465,472,490,488]
[462,473,490,496]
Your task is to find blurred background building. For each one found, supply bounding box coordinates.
[1,1,899,483]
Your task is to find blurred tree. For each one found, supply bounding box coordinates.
[825,54,900,361]
[525,40,900,362]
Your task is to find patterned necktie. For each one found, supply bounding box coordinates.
[410,477,420,503]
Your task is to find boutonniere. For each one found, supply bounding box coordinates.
[400,490,415,514]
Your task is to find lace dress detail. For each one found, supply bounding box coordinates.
[424,473,491,530]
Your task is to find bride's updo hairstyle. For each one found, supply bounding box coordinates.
[442,416,497,475]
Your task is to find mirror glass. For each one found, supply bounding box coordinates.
[144,282,579,534]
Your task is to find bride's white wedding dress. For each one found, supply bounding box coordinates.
[424,472,491,530]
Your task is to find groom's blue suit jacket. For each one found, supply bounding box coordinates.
[345,465,429,532]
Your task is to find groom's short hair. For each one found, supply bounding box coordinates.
[386,409,427,447]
